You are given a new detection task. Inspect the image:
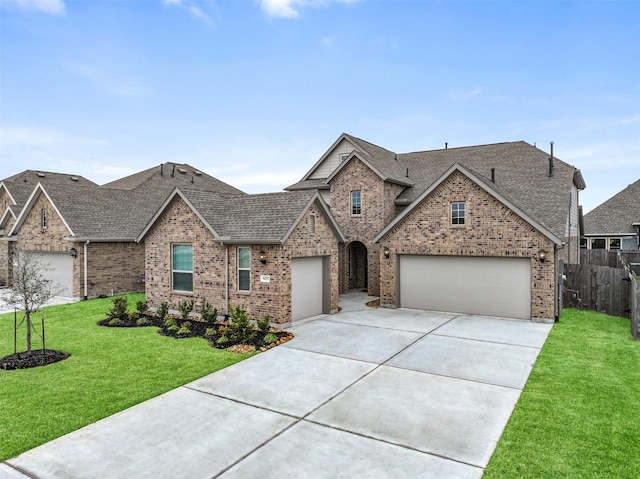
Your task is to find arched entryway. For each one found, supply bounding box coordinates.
[348,241,368,291]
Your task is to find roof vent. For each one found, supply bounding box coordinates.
[178,168,187,174]
[445,142,448,149]
[37,173,45,178]
[491,168,495,183]
[70,177,79,181]
[194,170,203,176]
[548,141,554,178]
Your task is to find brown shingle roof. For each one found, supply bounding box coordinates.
[583,179,640,235]
[103,162,245,195]
[1,170,99,208]
[289,135,584,240]
[176,189,343,243]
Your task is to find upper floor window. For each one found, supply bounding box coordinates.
[238,247,250,291]
[41,209,48,229]
[172,243,193,292]
[451,202,466,226]
[351,190,362,216]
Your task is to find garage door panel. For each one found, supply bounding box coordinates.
[39,252,73,298]
[291,257,323,321]
[400,255,531,320]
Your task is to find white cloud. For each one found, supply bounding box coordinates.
[163,0,216,26]
[259,0,359,19]
[0,0,65,15]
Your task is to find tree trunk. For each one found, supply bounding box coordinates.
[26,311,32,354]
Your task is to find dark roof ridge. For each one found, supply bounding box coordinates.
[398,140,529,156]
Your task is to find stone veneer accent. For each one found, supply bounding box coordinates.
[377,171,557,321]
[329,157,403,296]
[144,196,339,324]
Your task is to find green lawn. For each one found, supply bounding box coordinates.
[0,294,254,461]
[484,308,640,478]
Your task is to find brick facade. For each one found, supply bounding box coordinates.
[144,196,339,324]
[329,158,402,295]
[9,191,145,298]
[377,171,557,321]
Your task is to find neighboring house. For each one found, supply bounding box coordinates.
[287,133,586,321]
[0,164,244,298]
[0,171,99,287]
[582,179,640,251]
[137,188,345,323]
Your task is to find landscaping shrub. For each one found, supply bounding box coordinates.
[227,304,256,344]
[178,299,194,319]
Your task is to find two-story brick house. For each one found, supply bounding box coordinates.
[287,133,586,321]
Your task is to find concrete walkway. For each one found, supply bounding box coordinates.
[2,292,552,479]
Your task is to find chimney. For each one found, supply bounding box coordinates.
[491,168,495,183]
[548,141,554,177]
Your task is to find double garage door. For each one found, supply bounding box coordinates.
[399,255,531,320]
[291,257,326,321]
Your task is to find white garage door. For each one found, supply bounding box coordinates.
[39,252,74,298]
[399,255,531,319]
[291,257,324,321]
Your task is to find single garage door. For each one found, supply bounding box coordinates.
[39,252,74,298]
[291,257,324,321]
[399,255,531,319]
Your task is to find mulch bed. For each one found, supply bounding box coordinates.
[0,349,70,370]
[97,314,294,352]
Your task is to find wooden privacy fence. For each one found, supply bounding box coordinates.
[565,251,640,340]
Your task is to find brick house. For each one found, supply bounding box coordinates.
[582,179,640,251]
[137,188,345,324]
[287,133,586,321]
[0,164,244,298]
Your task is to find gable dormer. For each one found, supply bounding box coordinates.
[307,136,360,180]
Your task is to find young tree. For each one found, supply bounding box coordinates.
[3,249,62,354]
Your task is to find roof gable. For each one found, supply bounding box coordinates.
[9,183,75,237]
[138,188,345,244]
[373,163,562,245]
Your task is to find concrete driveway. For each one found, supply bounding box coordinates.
[2,292,552,479]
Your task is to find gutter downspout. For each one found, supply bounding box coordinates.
[84,240,90,299]
[224,244,229,316]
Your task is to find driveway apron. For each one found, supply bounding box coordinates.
[4,292,552,479]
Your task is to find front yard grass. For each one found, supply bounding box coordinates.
[484,308,640,478]
[0,294,255,461]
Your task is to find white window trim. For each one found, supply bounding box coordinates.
[351,190,362,216]
[451,201,466,226]
[237,246,251,292]
[171,243,193,292]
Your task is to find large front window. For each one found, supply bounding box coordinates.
[172,244,193,292]
[238,247,250,291]
[351,191,361,216]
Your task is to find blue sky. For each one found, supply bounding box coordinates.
[1,0,638,212]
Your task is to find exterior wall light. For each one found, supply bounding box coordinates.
[383,246,390,259]
[537,249,547,263]
[70,247,78,258]
[259,250,267,265]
